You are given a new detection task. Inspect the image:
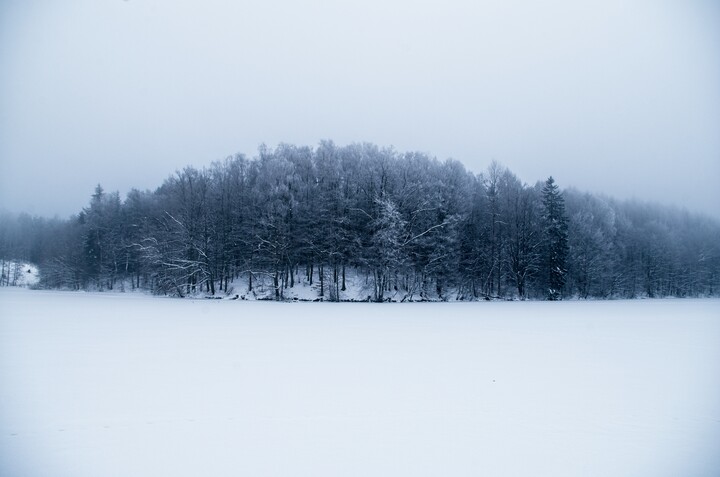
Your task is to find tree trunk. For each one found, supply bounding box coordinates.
[341,264,346,291]
[274,271,280,300]
[319,265,324,297]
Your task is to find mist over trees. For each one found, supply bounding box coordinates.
[2,141,719,300]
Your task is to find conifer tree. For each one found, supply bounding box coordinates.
[541,177,569,300]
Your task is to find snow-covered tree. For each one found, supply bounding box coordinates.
[4,140,714,300]
[541,177,569,300]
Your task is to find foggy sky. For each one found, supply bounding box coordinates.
[1,0,719,219]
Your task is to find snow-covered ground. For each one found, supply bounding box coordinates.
[0,261,39,288]
[1,288,719,477]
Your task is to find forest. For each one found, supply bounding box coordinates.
[1,141,719,301]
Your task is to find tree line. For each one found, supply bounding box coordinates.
[1,141,718,300]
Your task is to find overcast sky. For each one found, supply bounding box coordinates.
[1,0,719,219]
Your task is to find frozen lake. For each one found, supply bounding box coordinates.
[1,288,719,477]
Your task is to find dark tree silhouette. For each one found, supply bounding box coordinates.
[541,177,569,300]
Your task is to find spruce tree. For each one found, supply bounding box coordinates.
[541,176,569,300]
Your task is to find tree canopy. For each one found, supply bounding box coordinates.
[2,142,718,301]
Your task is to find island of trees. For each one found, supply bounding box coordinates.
[1,141,718,301]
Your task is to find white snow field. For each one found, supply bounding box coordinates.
[1,288,719,477]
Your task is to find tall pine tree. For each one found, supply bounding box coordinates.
[541,177,569,300]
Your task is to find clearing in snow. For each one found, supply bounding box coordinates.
[1,288,719,477]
